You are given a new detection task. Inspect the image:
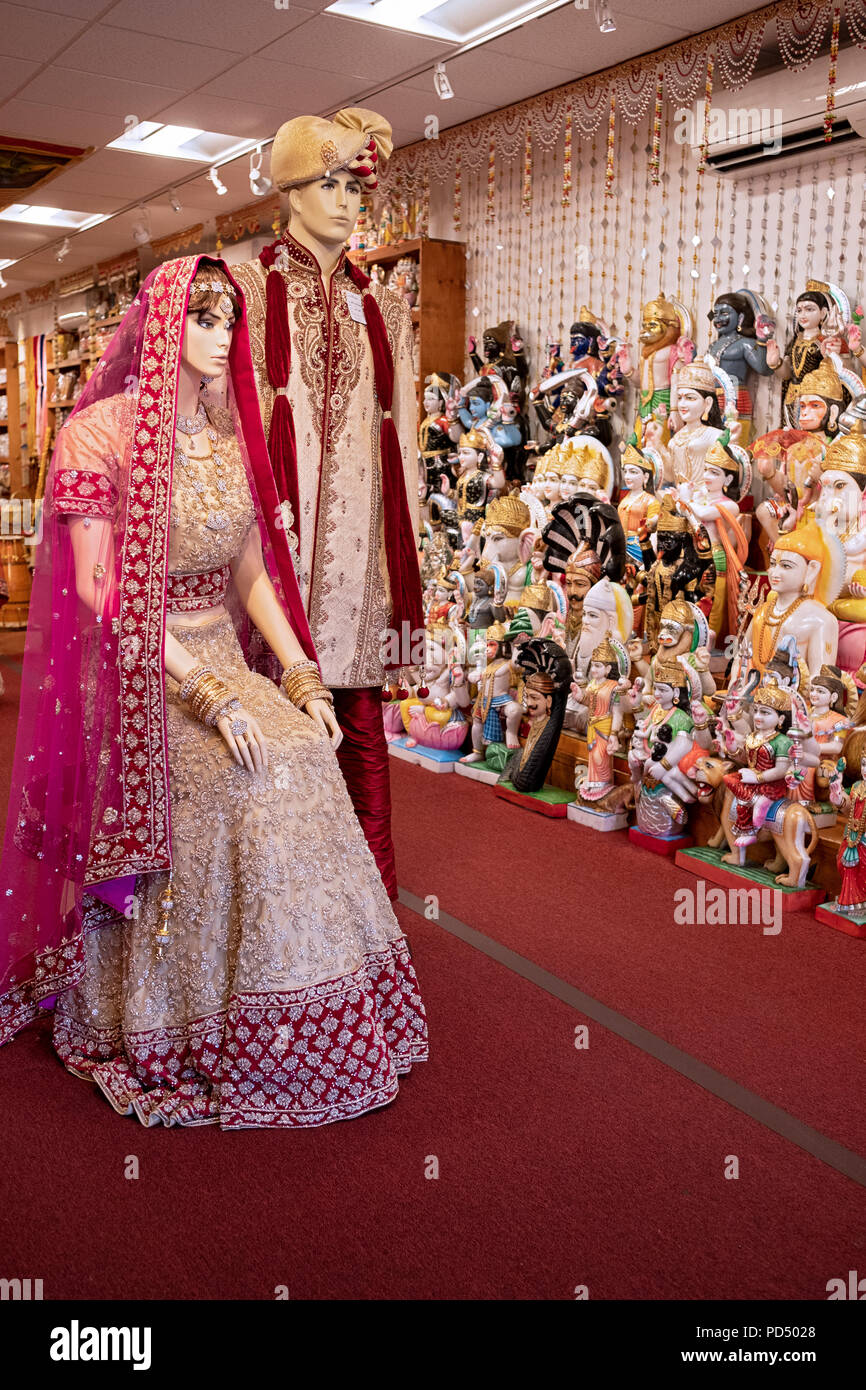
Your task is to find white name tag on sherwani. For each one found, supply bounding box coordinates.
[344,289,367,324]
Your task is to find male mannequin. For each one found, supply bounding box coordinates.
[233,107,420,900]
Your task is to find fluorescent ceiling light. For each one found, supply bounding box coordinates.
[0,204,107,230]
[325,0,567,44]
[108,122,258,163]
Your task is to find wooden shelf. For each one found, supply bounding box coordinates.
[350,237,466,421]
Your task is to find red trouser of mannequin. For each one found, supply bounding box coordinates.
[332,687,398,901]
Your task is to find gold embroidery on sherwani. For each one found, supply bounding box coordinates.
[232,240,418,688]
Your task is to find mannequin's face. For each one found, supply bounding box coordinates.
[182,296,234,379]
[289,169,362,249]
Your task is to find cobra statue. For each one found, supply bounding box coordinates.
[501,637,574,794]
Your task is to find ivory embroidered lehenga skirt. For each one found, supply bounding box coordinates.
[53,614,429,1129]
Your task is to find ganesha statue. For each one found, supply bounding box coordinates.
[398,625,471,754]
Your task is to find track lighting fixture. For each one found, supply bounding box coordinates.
[169,189,182,213]
[249,146,272,197]
[208,166,228,196]
[55,238,70,262]
[433,62,454,100]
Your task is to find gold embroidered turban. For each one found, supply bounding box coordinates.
[270,107,393,190]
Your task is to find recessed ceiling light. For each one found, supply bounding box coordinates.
[0,204,107,230]
[325,0,568,44]
[107,122,257,163]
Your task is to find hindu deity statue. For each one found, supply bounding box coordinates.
[460,621,523,763]
[468,319,529,407]
[444,428,506,531]
[635,495,714,651]
[486,394,526,482]
[466,567,503,630]
[572,635,630,803]
[419,527,454,591]
[528,366,600,455]
[419,372,459,500]
[644,358,732,489]
[622,293,694,442]
[829,749,866,920]
[796,663,856,804]
[617,435,662,568]
[399,624,471,752]
[533,445,565,516]
[651,597,715,698]
[426,571,461,627]
[560,542,603,667]
[766,280,855,425]
[502,638,573,795]
[628,656,701,838]
[565,309,624,443]
[753,358,847,551]
[722,680,794,847]
[813,422,866,677]
[741,520,842,679]
[558,436,615,505]
[675,433,750,643]
[706,289,774,436]
[478,494,535,613]
[574,575,634,676]
[457,375,497,433]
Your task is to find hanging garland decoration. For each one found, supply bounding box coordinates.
[454,147,462,231]
[715,14,767,87]
[825,5,841,140]
[847,0,866,45]
[573,78,609,137]
[776,1,829,67]
[562,101,572,207]
[650,70,663,185]
[522,120,533,215]
[604,88,617,196]
[697,52,715,174]
[486,136,496,222]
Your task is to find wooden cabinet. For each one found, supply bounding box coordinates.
[349,236,466,416]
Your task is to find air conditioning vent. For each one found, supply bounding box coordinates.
[707,118,860,175]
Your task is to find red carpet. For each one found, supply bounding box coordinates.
[1,901,864,1300]
[389,759,866,1157]
[0,683,864,1298]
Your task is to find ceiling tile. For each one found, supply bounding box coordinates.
[402,48,577,109]
[151,93,290,142]
[198,55,365,111]
[486,6,686,67]
[54,24,238,88]
[369,82,491,136]
[100,0,311,52]
[0,2,87,60]
[7,0,112,18]
[260,13,456,82]
[24,188,118,214]
[17,66,184,119]
[0,53,38,101]
[0,97,119,146]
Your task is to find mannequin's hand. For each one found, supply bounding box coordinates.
[216,705,268,773]
[306,697,343,750]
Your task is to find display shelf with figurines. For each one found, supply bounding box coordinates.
[348,236,466,417]
[0,338,32,628]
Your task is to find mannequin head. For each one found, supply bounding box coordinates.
[181,263,239,386]
[288,169,362,252]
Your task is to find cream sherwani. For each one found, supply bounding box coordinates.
[233,235,419,688]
